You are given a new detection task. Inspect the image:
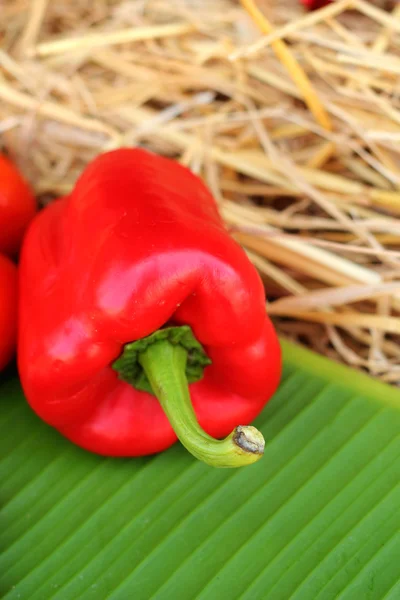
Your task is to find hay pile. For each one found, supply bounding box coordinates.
[2,0,400,382]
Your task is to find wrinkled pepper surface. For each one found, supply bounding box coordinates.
[19,149,281,468]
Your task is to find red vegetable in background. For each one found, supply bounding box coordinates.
[301,0,332,9]
[19,149,281,468]
[0,254,17,371]
[0,154,36,256]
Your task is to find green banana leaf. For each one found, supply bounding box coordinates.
[1,340,400,599]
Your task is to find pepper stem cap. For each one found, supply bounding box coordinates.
[136,336,265,468]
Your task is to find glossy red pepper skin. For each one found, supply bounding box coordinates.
[19,149,281,457]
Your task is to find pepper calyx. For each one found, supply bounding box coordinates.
[112,325,211,394]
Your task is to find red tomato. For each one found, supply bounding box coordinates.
[0,154,37,256]
[0,254,17,370]
[301,0,332,8]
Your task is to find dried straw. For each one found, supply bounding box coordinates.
[2,0,400,383]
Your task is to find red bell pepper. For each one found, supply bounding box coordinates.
[19,149,281,468]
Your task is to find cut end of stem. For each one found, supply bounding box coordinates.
[183,423,265,469]
[233,425,265,456]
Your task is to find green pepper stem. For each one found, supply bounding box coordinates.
[138,340,265,468]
